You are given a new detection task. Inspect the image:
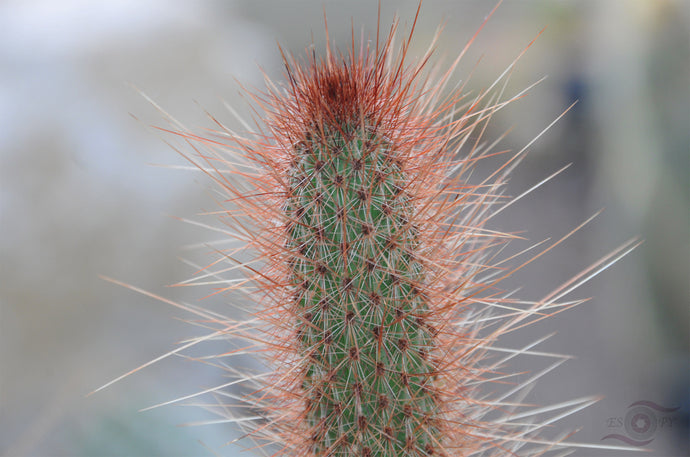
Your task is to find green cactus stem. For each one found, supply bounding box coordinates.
[286,122,440,455]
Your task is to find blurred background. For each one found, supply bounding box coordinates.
[1,0,688,456]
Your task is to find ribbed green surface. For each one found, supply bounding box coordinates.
[286,124,441,456]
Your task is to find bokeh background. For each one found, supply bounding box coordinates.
[1,0,688,456]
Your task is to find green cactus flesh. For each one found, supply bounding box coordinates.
[286,123,441,456]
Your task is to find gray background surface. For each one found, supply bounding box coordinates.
[1,1,688,456]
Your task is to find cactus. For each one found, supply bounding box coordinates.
[96,5,640,457]
[242,16,479,455]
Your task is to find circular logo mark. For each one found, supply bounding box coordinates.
[624,405,657,441]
